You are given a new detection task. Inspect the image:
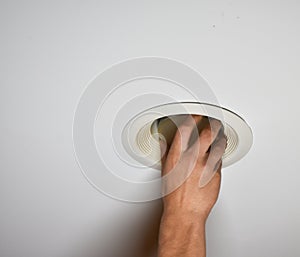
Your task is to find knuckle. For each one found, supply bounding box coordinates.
[200,128,212,142]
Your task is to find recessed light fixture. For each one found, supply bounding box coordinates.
[73,57,254,201]
[122,102,253,169]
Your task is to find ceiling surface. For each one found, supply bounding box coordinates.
[1,1,300,257]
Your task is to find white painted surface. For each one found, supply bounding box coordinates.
[1,1,299,256]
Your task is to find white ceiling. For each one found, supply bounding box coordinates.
[1,1,299,256]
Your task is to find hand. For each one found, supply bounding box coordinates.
[158,115,227,257]
[159,114,226,219]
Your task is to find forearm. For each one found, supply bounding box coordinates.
[158,211,207,257]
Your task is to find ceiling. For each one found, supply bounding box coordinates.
[1,1,299,256]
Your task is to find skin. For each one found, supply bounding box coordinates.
[158,115,227,257]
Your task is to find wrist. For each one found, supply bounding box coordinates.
[162,204,211,222]
[163,212,206,229]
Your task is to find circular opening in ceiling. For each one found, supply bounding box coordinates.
[122,102,253,170]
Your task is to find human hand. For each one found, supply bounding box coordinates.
[158,115,227,257]
[159,114,227,219]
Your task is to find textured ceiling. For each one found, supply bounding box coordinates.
[1,1,299,256]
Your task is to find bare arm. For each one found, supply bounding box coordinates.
[158,115,226,257]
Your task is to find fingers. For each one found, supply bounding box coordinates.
[189,118,224,155]
[168,115,203,158]
[201,118,224,153]
[159,115,227,183]
[208,134,227,164]
[198,134,226,187]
